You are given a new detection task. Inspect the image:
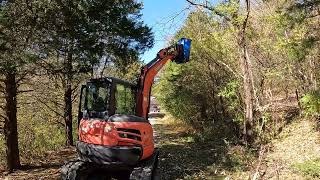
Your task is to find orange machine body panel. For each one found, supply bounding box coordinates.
[136,54,175,119]
[79,118,154,160]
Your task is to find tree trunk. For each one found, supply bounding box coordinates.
[309,57,317,90]
[207,62,219,121]
[239,0,254,145]
[240,46,254,144]
[220,96,226,119]
[4,72,20,172]
[64,53,73,146]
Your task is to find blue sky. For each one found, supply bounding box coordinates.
[140,0,191,63]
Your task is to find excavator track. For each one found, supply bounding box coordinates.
[61,149,159,180]
[130,149,159,180]
[61,159,91,180]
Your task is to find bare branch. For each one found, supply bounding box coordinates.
[16,71,30,85]
[306,13,320,19]
[17,89,34,94]
[52,100,64,109]
[0,114,8,122]
[185,0,231,21]
[200,48,242,78]
[100,55,110,77]
[72,92,79,103]
[38,60,64,77]
[72,87,78,94]
[53,119,65,128]
[35,98,64,119]
[241,0,251,46]
[38,114,64,128]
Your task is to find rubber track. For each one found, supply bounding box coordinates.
[61,159,86,180]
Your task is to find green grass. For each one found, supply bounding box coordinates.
[293,158,320,178]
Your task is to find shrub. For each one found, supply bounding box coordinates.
[300,91,320,117]
[293,158,320,178]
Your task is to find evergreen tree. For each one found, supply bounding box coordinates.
[36,0,153,145]
[0,0,39,171]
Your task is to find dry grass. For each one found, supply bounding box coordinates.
[259,118,320,179]
[0,147,77,180]
[156,115,320,179]
[269,118,320,164]
[159,115,196,134]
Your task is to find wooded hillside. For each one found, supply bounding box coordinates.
[154,0,320,178]
[155,0,320,142]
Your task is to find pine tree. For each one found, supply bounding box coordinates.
[0,0,39,171]
[36,0,154,145]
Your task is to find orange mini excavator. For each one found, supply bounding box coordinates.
[61,38,191,180]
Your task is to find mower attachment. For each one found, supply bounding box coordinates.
[175,38,192,64]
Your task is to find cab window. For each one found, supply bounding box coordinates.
[86,83,109,112]
[115,84,135,115]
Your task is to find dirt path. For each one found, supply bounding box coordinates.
[152,118,229,179]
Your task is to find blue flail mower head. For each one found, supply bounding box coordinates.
[175,38,192,64]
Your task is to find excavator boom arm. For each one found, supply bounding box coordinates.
[136,38,191,118]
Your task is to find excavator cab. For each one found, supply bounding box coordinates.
[78,77,137,124]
